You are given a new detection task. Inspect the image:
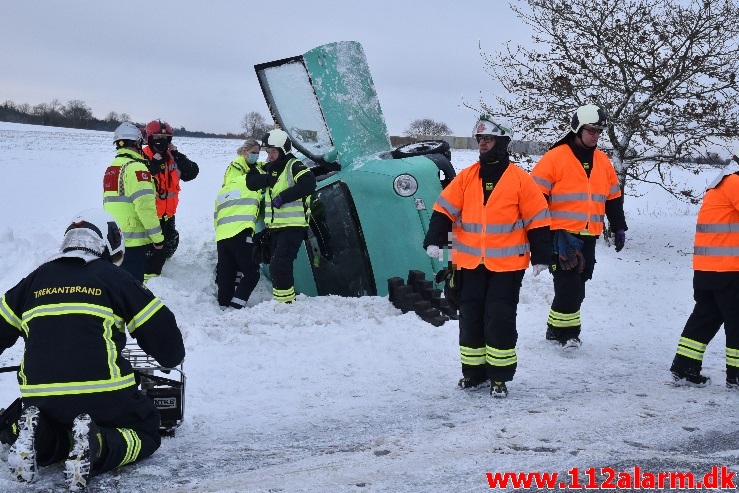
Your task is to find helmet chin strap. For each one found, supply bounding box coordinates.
[575,130,597,150]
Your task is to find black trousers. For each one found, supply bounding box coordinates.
[146,216,178,276]
[26,389,161,475]
[269,227,307,303]
[120,245,150,283]
[458,266,524,382]
[548,235,597,343]
[216,230,260,308]
[673,287,739,380]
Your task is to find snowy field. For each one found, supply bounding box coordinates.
[0,122,737,492]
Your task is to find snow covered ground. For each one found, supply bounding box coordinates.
[0,121,737,492]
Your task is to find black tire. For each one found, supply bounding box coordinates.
[391,140,450,159]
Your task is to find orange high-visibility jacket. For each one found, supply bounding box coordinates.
[142,146,180,218]
[531,144,621,235]
[433,162,551,271]
[693,172,739,272]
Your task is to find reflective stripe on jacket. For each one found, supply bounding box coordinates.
[214,155,263,241]
[433,162,551,271]
[142,146,180,218]
[103,149,163,246]
[0,258,179,399]
[265,158,311,229]
[693,173,739,272]
[531,145,621,235]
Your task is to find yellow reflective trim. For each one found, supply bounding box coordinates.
[273,286,296,303]
[676,348,704,361]
[726,347,739,367]
[293,168,310,181]
[127,298,163,334]
[676,336,706,361]
[19,374,136,397]
[677,337,707,352]
[0,295,21,330]
[461,356,486,366]
[486,355,517,366]
[23,303,122,327]
[547,308,581,327]
[103,318,119,379]
[460,346,486,356]
[460,346,486,365]
[116,428,142,467]
[18,357,27,385]
[486,346,517,366]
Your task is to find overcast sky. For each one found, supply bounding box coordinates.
[2,1,532,137]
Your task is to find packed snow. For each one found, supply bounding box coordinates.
[0,122,738,492]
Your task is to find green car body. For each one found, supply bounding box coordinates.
[255,41,453,297]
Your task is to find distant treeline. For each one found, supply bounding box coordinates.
[0,99,245,139]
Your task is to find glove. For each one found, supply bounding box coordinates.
[554,230,585,273]
[271,195,284,208]
[532,264,548,276]
[614,230,626,252]
[149,153,165,171]
[152,242,164,250]
[168,143,178,153]
[426,245,443,259]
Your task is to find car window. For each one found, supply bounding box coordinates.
[258,61,334,160]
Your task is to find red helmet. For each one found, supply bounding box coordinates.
[145,119,174,141]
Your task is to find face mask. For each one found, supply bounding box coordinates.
[150,138,169,153]
[247,153,260,164]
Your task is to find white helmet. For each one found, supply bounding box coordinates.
[262,129,292,154]
[61,209,125,266]
[472,115,512,139]
[113,122,144,147]
[571,104,609,134]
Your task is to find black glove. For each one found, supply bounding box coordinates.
[148,153,165,173]
[252,230,271,265]
[435,268,460,313]
[614,230,626,252]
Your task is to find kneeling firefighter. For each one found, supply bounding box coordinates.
[0,209,185,491]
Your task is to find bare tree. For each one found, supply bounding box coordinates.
[241,111,270,137]
[46,99,65,126]
[32,103,50,124]
[105,111,119,123]
[403,118,453,138]
[63,100,93,128]
[480,0,739,203]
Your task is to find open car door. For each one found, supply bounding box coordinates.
[255,41,392,170]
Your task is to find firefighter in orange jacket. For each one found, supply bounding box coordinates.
[670,150,739,388]
[142,120,199,279]
[424,116,552,398]
[531,104,627,350]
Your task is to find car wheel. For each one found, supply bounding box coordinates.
[390,140,450,159]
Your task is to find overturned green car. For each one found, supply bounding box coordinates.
[255,41,455,297]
